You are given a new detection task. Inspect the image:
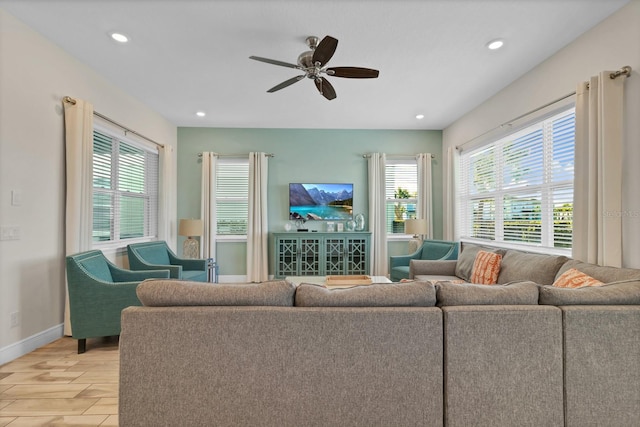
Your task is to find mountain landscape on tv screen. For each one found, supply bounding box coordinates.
[289,183,353,220]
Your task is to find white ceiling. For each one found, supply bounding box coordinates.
[0,0,629,130]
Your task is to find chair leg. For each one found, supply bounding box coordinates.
[77,338,86,354]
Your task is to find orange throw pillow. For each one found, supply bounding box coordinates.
[552,268,604,288]
[470,251,502,285]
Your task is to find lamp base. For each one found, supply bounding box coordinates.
[183,237,200,259]
[408,237,423,254]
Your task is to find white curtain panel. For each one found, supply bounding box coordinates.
[443,146,459,241]
[158,145,174,248]
[368,153,388,276]
[200,152,217,260]
[573,71,626,267]
[416,153,433,239]
[247,152,269,282]
[63,98,94,335]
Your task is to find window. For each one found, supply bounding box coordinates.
[458,108,575,251]
[216,158,249,235]
[92,128,159,245]
[385,159,418,234]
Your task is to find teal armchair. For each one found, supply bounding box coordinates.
[389,239,459,281]
[66,250,170,353]
[127,241,208,282]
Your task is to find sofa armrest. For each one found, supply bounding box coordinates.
[410,259,457,279]
[168,252,208,271]
[110,267,170,282]
[389,250,421,269]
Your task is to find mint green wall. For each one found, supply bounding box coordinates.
[177,128,443,276]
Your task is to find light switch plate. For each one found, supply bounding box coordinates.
[0,226,20,241]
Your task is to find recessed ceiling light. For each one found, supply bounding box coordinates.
[196,111,206,117]
[110,32,129,43]
[487,39,504,50]
[416,114,425,120]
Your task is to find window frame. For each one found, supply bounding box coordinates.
[457,106,575,255]
[91,124,159,250]
[385,158,418,238]
[215,157,249,239]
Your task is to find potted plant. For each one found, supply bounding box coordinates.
[393,187,411,233]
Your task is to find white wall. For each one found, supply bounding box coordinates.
[0,9,177,361]
[443,0,640,268]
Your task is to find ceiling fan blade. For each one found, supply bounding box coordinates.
[249,56,300,69]
[267,75,305,93]
[314,77,337,100]
[312,36,338,67]
[326,66,379,79]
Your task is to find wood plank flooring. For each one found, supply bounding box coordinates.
[0,337,119,426]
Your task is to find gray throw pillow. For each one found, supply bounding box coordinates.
[497,250,568,286]
[539,280,640,305]
[136,279,296,306]
[454,244,505,282]
[435,281,539,306]
[295,281,436,307]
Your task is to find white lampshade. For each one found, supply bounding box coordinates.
[404,218,427,236]
[178,219,203,237]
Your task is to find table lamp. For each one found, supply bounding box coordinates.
[178,219,203,259]
[405,218,428,253]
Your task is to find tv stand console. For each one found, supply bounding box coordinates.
[273,232,371,278]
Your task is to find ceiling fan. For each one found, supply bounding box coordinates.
[249,35,379,100]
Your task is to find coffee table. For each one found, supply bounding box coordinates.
[285,275,392,288]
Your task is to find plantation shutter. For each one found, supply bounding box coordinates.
[92,129,159,243]
[216,158,249,235]
[458,108,575,251]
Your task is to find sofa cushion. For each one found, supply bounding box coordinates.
[553,268,604,288]
[497,250,568,286]
[455,244,505,282]
[555,259,640,283]
[539,280,640,305]
[136,279,296,306]
[435,281,539,306]
[295,281,436,307]
[470,251,502,285]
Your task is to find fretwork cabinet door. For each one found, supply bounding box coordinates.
[274,235,321,277]
[323,234,370,276]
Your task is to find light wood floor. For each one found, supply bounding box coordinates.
[0,337,119,426]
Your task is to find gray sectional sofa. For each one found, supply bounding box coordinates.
[119,245,640,426]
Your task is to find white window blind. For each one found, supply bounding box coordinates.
[385,159,418,234]
[216,158,249,235]
[92,129,158,244]
[458,108,575,251]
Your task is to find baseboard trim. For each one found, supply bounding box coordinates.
[0,324,64,365]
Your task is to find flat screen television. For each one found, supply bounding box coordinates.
[289,183,353,221]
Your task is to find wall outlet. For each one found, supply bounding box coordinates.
[10,311,20,328]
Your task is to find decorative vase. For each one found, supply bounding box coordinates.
[354,213,365,231]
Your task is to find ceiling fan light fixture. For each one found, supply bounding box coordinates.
[486,39,504,50]
[110,32,129,43]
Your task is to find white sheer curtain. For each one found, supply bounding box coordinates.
[416,153,433,239]
[573,71,627,267]
[63,97,94,335]
[368,153,388,276]
[158,145,174,248]
[247,152,269,282]
[443,146,458,241]
[200,152,217,260]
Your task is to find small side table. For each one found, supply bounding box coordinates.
[207,258,219,283]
